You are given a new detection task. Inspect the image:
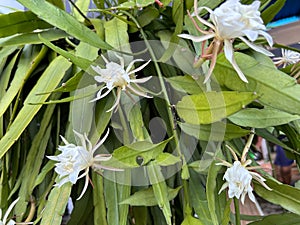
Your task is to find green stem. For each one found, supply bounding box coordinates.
[121,10,191,218]
[234,197,241,225]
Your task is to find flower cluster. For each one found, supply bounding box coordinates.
[273,49,300,68]
[217,130,272,204]
[0,198,19,225]
[48,129,119,199]
[91,55,152,112]
[178,0,273,83]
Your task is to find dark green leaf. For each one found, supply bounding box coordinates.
[248,213,300,225]
[120,186,181,206]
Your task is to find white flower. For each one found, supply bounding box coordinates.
[91,55,152,112]
[0,198,19,225]
[178,0,273,83]
[273,49,300,68]
[219,161,255,204]
[48,130,113,199]
[217,129,271,204]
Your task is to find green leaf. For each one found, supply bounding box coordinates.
[147,163,172,225]
[181,215,205,225]
[0,56,71,159]
[40,185,72,225]
[229,108,300,128]
[0,45,46,119]
[155,153,181,166]
[248,213,300,225]
[206,161,222,225]
[214,52,300,115]
[179,121,250,141]
[254,178,300,215]
[104,16,132,62]
[17,0,112,50]
[166,75,204,94]
[176,91,257,124]
[39,34,92,70]
[0,29,68,47]
[0,11,51,38]
[112,138,172,168]
[136,6,159,27]
[120,186,182,206]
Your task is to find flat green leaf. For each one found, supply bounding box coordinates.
[17,0,112,50]
[0,56,71,159]
[120,186,181,206]
[0,29,68,47]
[181,215,205,225]
[136,6,159,27]
[0,11,51,38]
[248,213,300,225]
[229,108,300,128]
[112,138,172,168]
[214,52,300,115]
[176,91,257,124]
[147,164,172,225]
[104,171,131,225]
[92,174,108,225]
[179,121,250,141]
[206,161,222,225]
[155,153,181,166]
[40,184,72,225]
[166,75,204,94]
[104,16,132,62]
[254,178,300,215]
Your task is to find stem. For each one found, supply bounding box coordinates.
[234,197,241,225]
[121,10,191,218]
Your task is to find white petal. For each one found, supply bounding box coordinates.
[2,198,19,224]
[224,39,248,83]
[239,36,274,57]
[178,33,215,43]
[258,30,273,47]
[128,60,151,75]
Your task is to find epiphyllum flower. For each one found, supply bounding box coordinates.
[273,49,300,68]
[0,198,19,225]
[217,130,272,204]
[48,130,117,200]
[91,55,152,112]
[178,0,273,83]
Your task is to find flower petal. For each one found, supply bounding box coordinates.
[223,39,248,83]
[178,33,215,43]
[239,36,274,57]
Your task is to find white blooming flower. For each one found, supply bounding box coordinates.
[273,49,300,68]
[48,129,115,199]
[91,55,152,112]
[178,0,273,83]
[0,198,19,225]
[218,130,271,204]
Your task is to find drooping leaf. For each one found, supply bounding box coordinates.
[0,11,51,38]
[166,75,204,95]
[17,0,112,50]
[0,56,71,159]
[120,186,181,206]
[0,29,68,47]
[176,91,257,124]
[261,0,286,24]
[229,108,300,128]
